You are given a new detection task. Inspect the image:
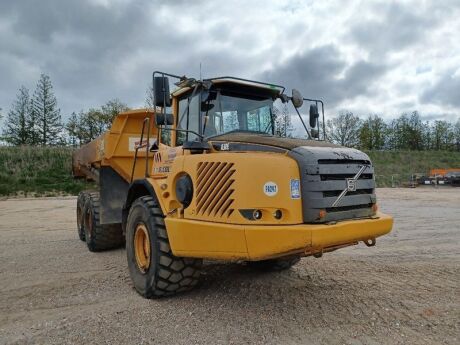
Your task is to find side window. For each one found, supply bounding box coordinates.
[247,110,260,132]
[247,106,272,133]
[176,94,199,145]
[160,128,171,146]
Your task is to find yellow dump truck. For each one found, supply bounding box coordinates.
[73,71,393,298]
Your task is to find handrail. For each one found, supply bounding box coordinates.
[130,117,150,183]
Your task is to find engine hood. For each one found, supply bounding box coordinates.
[209,132,340,151]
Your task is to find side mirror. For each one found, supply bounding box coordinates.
[155,113,174,126]
[311,128,319,139]
[291,89,304,108]
[309,104,319,128]
[154,76,171,107]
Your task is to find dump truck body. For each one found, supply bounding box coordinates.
[73,73,393,297]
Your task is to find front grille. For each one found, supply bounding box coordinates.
[323,189,373,198]
[320,173,373,181]
[326,203,373,213]
[196,162,236,218]
[301,158,376,223]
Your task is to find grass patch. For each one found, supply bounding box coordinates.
[0,146,95,197]
[1,146,459,196]
[366,150,460,187]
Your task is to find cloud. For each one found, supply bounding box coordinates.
[0,0,459,124]
[260,45,388,107]
[348,2,439,56]
[420,70,460,108]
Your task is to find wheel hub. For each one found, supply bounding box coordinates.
[134,224,151,273]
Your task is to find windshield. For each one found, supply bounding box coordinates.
[202,90,274,138]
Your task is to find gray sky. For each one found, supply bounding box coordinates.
[1,0,459,122]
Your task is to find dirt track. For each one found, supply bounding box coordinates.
[0,188,459,344]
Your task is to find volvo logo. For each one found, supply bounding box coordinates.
[346,178,357,192]
[332,165,369,207]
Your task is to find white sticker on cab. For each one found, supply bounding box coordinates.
[263,182,278,196]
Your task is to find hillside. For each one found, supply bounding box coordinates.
[0,146,94,197]
[366,150,460,187]
[1,146,459,196]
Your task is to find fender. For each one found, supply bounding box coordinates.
[122,179,158,234]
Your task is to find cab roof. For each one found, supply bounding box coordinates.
[171,76,285,98]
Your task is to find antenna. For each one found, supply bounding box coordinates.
[199,62,202,80]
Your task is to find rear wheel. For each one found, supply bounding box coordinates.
[83,192,123,252]
[249,256,301,271]
[76,192,87,241]
[126,196,202,298]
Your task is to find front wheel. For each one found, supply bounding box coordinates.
[126,196,202,298]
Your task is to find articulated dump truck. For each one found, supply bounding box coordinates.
[73,71,393,298]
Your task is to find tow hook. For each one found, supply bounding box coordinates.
[363,238,376,247]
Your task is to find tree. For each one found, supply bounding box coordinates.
[454,119,460,151]
[359,114,387,150]
[66,112,80,146]
[273,103,293,137]
[421,121,433,150]
[101,99,129,127]
[432,120,452,150]
[326,111,361,147]
[32,74,62,145]
[145,84,155,110]
[68,100,129,145]
[2,86,31,145]
[407,111,424,150]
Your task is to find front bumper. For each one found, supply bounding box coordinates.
[165,212,393,260]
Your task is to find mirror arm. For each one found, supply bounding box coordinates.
[320,101,326,140]
[294,106,312,139]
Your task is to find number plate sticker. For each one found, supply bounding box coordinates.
[290,179,301,199]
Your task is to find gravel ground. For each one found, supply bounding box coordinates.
[0,188,459,345]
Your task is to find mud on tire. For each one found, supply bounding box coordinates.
[126,196,202,298]
[76,191,87,241]
[249,256,301,271]
[83,192,123,252]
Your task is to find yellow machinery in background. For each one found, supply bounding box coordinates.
[73,71,393,298]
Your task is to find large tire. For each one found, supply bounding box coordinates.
[126,196,202,298]
[249,256,301,271]
[76,191,87,241]
[83,192,123,252]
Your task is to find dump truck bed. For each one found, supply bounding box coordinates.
[72,109,158,183]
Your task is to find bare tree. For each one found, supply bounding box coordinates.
[273,103,293,137]
[326,111,361,147]
[145,84,155,110]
